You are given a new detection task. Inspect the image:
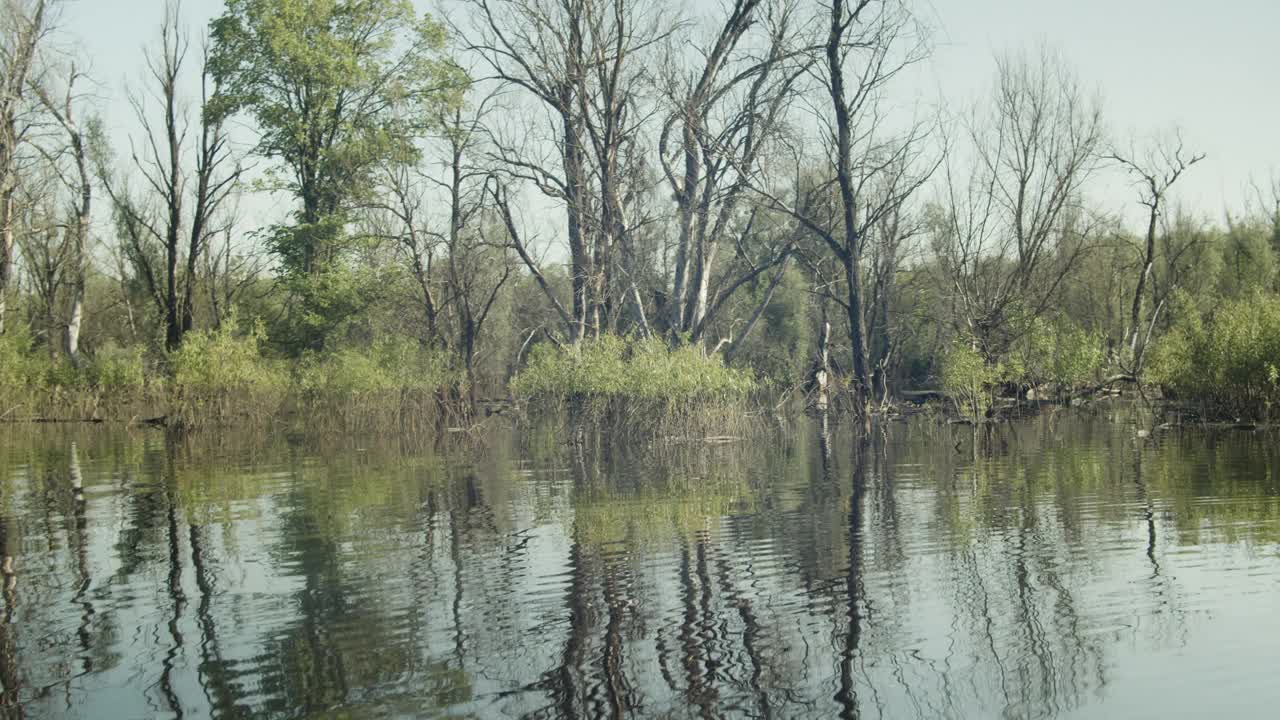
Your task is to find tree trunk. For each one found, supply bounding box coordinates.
[65,276,84,368]
[0,188,12,334]
[1127,201,1159,370]
[829,0,872,429]
[562,105,589,343]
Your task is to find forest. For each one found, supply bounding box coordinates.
[2,0,1278,429]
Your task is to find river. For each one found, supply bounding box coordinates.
[2,407,1278,718]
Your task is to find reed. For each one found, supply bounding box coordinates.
[513,336,757,437]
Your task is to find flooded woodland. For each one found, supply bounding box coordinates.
[3,0,1280,716]
[3,407,1279,719]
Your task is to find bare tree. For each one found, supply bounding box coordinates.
[97,2,241,350]
[459,0,594,342]
[459,0,668,343]
[933,47,1103,363]
[1105,133,1203,375]
[203,218,267,330]
[431,104,514,403]
[658,0,807,345]
[372,154,446,348]
[369,89,517,404]
[755,0,934,425]
[32,62,91,366]
[0,0,52,333]
[13,169,67,352]
[491,179,576,338]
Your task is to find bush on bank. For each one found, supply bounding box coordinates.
[171,320,287,424]
[940,317,1105,421]
[1,323,156,419]
[513,336,755,429]
[296,337,458,431]
[1147,291,1280,422]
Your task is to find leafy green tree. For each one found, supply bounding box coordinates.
[208,0,465,350]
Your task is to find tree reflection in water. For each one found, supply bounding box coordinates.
[0,411,1278,718]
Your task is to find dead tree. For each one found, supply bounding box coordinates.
[97,3,241,350]
[372,154,445,348]
[33,63,90,366]
[575,0,669,335]
[460,0,668,343]
[14,170,68,353]
[755,0,934,427]
[459,0,595,342]
[658,0,807,346]
[433,106,514,404]
[0,0,52,334]
[933,47,1103,363]
[1105,132,1203,375]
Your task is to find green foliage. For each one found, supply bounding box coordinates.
[84,342,149,398]
[514,336,755,433]
[725,266,812,386]
[1012,316,1103,389]
[299,337,455,396]
[210,0,466,354]
[1,325,154,417]
[940,342,1000,420]
[1147,291,1280,421]
[171,319,286,423]
[941,315,1102,421]
[515,336,754,404]
[0,324,42,390]
[273,256,387,353]
[295,337,457,432]
[1217,218,1278,299]
[209,0,464,197]
[0,324,49,415]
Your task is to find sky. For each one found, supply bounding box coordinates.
[58,0,1280,227]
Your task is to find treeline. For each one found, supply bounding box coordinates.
[1,0,1277,426]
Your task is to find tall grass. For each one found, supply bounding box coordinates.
[170,320,287,426]
[296,337,458,433]
[1,323,157,421]
[513,336,756,435]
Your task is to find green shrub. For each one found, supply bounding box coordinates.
[940,341,1000,420]
[1013,316,1103,391]
[0,324,51,416]
[298,337,455,397]
[87,342,149,397]
[171,320,286,424]
[1147,291,1280,421]
[513,336,755,431]
[295,337,457,431]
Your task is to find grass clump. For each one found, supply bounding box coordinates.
[1147,291,1280,422]
[1,324,156,420]
[296,337,457,432]
[0,324,48,419]
[171,320,286,426]
[514,336,755,433]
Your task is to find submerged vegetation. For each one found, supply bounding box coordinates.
[0,0,1277,431]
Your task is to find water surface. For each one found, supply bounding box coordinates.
[2,409,1279,718]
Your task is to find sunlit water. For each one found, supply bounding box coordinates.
[2,408,1279,719]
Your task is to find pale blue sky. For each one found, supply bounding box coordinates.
[61,0,1280,223]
